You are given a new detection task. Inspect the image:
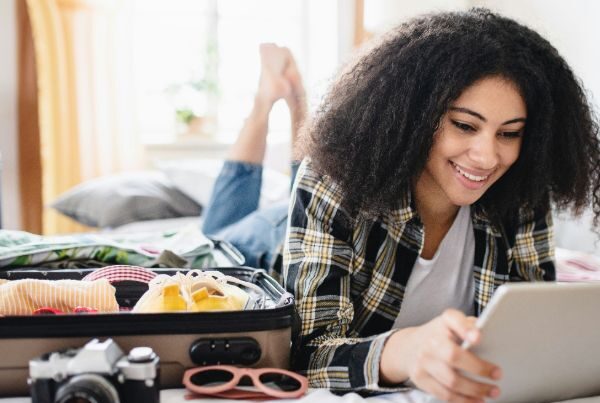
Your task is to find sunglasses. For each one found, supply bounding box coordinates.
[32,306,98,315]
[182,365,308,400]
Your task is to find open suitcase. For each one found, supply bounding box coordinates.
[0,243,296,397]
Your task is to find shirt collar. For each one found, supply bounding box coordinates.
[387,190,502,237]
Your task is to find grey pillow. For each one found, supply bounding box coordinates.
[50,171,202,228]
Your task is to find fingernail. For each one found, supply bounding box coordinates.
[492,367,503,380]
[488,387,501,398]
[467,330,478,342]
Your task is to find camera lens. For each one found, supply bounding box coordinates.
[55,374,120,403]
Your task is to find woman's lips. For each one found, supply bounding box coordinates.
[450,161,494,190]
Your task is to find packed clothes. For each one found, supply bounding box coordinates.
[133,270,266,313]
[0,265,265,316]
[0,278,118,316]
[0,225,217,269]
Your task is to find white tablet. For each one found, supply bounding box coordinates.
[464,282,600,403]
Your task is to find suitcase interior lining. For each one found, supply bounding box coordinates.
[0,267,295,338]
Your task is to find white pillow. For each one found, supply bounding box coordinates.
[157,159,290,209]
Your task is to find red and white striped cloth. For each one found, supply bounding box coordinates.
[0,278,118,315]
[82,265,157,284]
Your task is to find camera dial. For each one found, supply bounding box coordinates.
[128,347,155,363]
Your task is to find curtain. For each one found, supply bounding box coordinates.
[25,0,143,234]
[17,0,43,234]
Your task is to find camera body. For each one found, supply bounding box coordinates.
[28,338,159,403]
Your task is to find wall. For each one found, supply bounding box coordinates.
[474,0,600,254]
[474,0,600,111]
[0,0,21,229]
[363,0,472,33]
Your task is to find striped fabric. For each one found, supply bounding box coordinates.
[283,159,555,393]
[82,265,157,284]
[0,278,119,316]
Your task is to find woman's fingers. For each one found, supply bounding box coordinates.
[425,355,500,400]
[441,309,479,344]
[400,311,502,401]
[455,348,502,381]
[415,370,485,403]
[436,311,503,381]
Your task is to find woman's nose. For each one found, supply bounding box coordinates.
[468,132,499,169]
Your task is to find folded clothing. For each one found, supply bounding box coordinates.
[133,270,265,313]
[0,278,119,316]
[0,225,216,270]
[556,248,600,282]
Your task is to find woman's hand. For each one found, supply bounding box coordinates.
[380,309,502,403]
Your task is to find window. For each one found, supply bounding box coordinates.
[131,0,340,145]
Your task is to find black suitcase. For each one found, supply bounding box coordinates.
[0,263,295,396]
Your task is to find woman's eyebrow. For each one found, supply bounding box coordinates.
[449,106,486,121]
[502,117,527,125]
[449,106,526,125]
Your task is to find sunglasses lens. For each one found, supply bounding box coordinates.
[258,373,302,392]
[190,369,234,387]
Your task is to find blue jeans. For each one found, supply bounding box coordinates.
[201,161,298,270]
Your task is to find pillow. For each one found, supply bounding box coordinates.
[50,171,202,228]
[158,159,290,209]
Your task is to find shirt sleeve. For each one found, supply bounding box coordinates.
[283,160,407,393]
[510,207,556,281]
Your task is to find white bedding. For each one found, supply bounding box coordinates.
[103,216,202,234]
[2,388,599,402]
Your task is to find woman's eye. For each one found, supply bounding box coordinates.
[499,131,523,139]
[451,120,475,132]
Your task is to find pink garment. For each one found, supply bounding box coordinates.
[82,265,156,284]
[556,248,600,282]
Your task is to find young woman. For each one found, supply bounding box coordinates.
[284,8,600,402]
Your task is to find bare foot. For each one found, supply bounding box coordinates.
[257,43,292,105]
[282,47,306,108]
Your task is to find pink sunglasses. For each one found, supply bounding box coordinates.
[182,365,308,400]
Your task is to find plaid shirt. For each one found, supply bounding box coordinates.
[283,159,555,393]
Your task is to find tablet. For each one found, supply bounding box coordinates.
[464,282,600,403]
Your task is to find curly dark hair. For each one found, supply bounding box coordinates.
[302,8,600,228]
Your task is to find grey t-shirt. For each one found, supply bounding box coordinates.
[393,205,475,329]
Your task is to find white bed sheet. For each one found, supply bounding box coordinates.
[2,388,599,402]
[103,216,202,234]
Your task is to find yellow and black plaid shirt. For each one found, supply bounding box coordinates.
[283,159,555,393]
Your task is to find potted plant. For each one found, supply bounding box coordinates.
[165,42,219,138]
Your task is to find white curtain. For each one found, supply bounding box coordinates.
[26,0,143,234]
[71,0,142,179]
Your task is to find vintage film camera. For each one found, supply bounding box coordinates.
[28,338,159,403]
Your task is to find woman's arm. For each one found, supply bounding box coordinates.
[284,160,403,392]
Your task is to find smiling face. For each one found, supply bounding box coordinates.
[415,76,527,214]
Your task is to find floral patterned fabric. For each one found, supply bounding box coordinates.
[0,225,217,269]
